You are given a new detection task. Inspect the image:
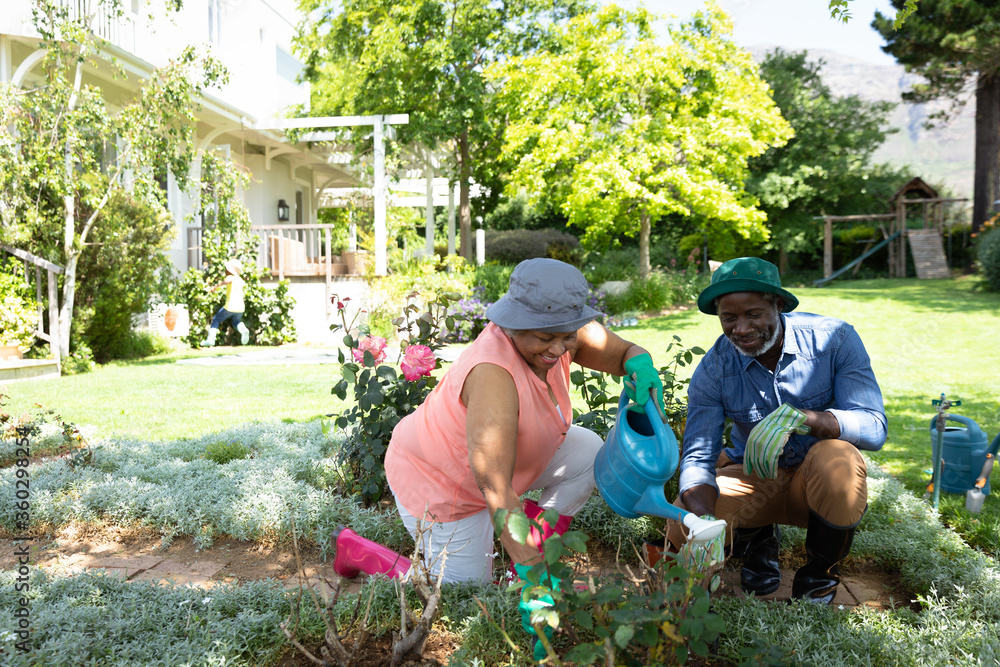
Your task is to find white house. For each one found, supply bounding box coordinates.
[1,0,461,345]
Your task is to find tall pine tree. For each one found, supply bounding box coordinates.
[873,1,1000,232]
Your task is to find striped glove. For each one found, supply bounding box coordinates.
[744,403,810,479]
[677,515,726,593]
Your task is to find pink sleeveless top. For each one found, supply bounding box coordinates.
[385,323,572,522]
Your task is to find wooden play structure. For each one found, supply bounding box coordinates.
[815,178,968,286]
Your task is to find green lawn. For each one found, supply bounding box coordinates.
[2,348,349,441]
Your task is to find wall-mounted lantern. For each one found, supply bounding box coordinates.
[277,199,290,222]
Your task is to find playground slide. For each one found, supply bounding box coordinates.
[813,230,902,287]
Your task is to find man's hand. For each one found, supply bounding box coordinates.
[744,403,810,479]
[623,352,666,417]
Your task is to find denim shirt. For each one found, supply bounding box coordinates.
[678,312,887,496]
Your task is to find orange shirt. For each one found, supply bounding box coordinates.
[385,323,572,522]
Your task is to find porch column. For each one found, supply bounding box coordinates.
[425,163,435,256]
[447,183,456,256]
[373,116,387,276]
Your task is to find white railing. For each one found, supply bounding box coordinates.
[186,224,368,279]
[1,245,63,367]
[59,0,136,53]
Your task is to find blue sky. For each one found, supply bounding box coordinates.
[609,0,899,66]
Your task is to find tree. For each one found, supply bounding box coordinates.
[747,49,907,270]
[873,0,1000,233]
[491,5,792,279]
[0,0,224,357]
[830,0,919,26]
[294,0,591,261]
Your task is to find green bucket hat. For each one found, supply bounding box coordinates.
[697,257,798,315]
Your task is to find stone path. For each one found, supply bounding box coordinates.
[3,550,231,588]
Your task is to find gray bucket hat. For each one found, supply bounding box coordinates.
[485,258,600,333]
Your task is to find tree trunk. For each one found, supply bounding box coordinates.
[639,209,651,280]
[458,127,472,261]
[58,250,78,359]
[973,71,1000,235]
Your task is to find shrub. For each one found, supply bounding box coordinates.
[106,329,173,360]
[73,191,175,362]
[471,262,515,302]
[976,228,1000,291]
[173,269,297,347]
[604,272,670,314]
[61,341,96,375]
[0,260,36,352]
[204,439,252,464]
[446,285,492,343]
[365,256,474,341]
[332,291,465,504]
[484,228,581,265]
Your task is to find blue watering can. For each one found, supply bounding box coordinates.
[929,414,997,495]
[595,391,726,543]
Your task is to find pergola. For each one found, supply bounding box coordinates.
[258,114,411,276]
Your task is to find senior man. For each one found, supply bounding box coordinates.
[669,257,887,604]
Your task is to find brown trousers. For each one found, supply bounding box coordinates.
[667,439,868,549]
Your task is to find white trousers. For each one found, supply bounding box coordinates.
[394,425,603,585]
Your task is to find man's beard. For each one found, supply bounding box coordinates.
[729,316,783,358]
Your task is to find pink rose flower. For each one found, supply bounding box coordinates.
[352,335,387,366]
[400,344,435,380]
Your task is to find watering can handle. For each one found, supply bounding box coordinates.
[618,385,668,425]
[937,414,983,437]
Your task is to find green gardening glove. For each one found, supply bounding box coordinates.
[513,563,560,661]
[623,353,666,418]
[743,403,811,479]
[677,515,726,593]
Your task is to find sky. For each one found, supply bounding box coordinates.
[609,0,900,66]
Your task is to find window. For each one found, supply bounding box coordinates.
[208,0,223,45]
[276,46,304,82]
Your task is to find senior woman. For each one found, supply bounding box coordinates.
[331,258,663,584]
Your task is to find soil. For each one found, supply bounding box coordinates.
[2,524,919,666]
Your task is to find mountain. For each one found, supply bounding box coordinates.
[749,46,974,201]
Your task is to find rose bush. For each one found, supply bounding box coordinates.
[332,290,465,504]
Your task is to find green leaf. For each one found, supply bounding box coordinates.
[536,608,559,630]
[613,624,634,648]
[507,512,530,545]
[573,609,594,630]
[561,530,588,554]
[376,365,398,382]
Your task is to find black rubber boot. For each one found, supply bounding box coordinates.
[791,510,856,605]
[731,524,781,596]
